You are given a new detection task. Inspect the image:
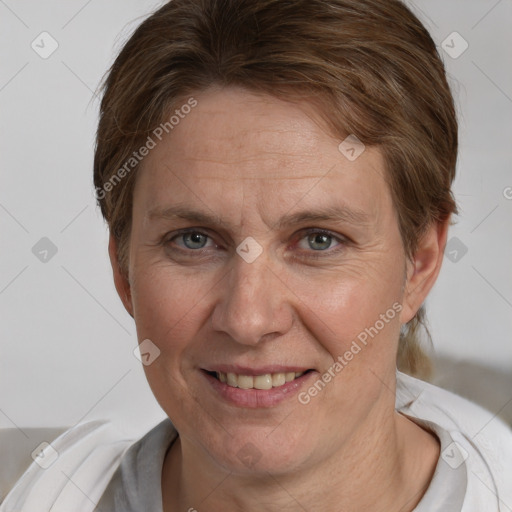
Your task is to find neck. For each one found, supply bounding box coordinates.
[162,407,439,512]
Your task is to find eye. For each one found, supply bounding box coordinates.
[182,232,208,249]
[167,230,215,250]
[296,229,344,253]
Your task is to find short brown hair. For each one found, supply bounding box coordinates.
[93,0,459,379]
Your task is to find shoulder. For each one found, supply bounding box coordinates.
[396,370,512,439]
[396,370,512,510]
[0,426,68,503]
[0,421,134,512]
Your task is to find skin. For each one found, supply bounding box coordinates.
[109,86,449,511]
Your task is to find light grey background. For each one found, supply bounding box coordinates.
[1,0,511,439]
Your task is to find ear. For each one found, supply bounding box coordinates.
[400,216,451,325]
[108,234,134,318]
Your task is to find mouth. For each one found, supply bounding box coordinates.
[200,365,317,407]
[206,370,313,390]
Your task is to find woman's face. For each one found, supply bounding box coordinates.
[118,86,421,474]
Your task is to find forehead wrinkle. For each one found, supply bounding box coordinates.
[169,174,328,181]
[179,122,326,159]
[170,151,318,168]
[162,154,342,182]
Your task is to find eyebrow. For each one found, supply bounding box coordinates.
[147,206,228,227]
[275,206,372,229]
[146,204,372,229]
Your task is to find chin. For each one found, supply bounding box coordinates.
[204,427,313,476]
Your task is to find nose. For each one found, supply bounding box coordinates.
[210,252,294,346]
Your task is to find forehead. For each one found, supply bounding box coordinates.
[173,90,335,169]
[134,87,393,227]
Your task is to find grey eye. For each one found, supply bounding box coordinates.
[307,233,333,251]
[182,232,208,249]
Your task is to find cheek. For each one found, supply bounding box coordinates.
[292,264,404,376]
[297,282,403,416]
[130,266,213,420]
[130,265,210,355]
[297,261,403,333]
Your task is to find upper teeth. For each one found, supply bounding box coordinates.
[216,371,305,390]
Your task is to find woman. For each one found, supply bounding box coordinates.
[2,0,511,510]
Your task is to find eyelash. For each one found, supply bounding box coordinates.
[163,228,348,259]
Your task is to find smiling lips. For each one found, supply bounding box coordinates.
[216,371,307,390]
[203,367,314,407]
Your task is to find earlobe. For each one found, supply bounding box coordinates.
[400,217,451,324]
[108,234,134,318]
